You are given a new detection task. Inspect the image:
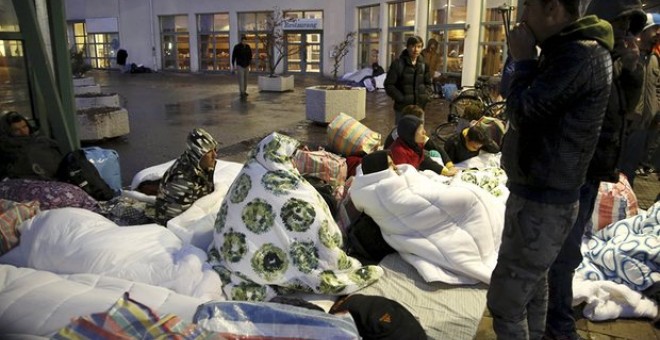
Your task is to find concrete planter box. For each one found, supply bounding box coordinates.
[258,75,294,92]
[75,93,120,109]
[77,107,130,141]
[73,76,95,87]
[74,84,102,95]
[305,86,366,123]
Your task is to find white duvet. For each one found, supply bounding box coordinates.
[0,264,205,338]
[0,208,223,300]
[350,164,505,284]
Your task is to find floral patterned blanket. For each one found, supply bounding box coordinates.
[209,133,382,301]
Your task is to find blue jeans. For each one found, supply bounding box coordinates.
[545,180,600,337]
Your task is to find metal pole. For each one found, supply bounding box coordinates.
[498,4,514,44]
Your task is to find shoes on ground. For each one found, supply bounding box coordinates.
[636,168,650,176]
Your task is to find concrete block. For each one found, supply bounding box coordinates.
[305,86,366,123]
[77,107,130,141]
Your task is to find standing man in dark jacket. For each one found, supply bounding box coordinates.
[544,2,646,339]
[384,36,433,123]
[232,35,253,98]
[486,0,614,339]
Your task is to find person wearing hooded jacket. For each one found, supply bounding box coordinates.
[542,2,647,339]
[384,36,433,123]
[486,0,614,339]
[154,128,218,224]
[389,115,457,176]
[0,111,63,180]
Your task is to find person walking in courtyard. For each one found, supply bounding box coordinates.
[384,35,433,123]
[232,35,253,98]
[486,0,614,339]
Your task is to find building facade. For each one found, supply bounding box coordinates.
[63,0,517,87]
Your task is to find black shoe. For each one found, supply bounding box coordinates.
[636,168,649,176]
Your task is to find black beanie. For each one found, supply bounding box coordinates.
[361,150,390,175]
[397,115,423,153]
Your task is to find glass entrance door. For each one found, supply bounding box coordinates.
[285,32,321,73]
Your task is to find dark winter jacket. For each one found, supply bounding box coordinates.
[444,131,480,165]
[501,15,614,203]
[384,50,433,111]
[231,43,252,68]
[584,0,647,182]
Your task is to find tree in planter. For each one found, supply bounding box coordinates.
[258,7,300,77]
[70,47,92,78]
[329,32,357,89]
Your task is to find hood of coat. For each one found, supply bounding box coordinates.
[247,132,301,173]
[543,15,615,51]
[184,128,218,167]
[397,115,424,154]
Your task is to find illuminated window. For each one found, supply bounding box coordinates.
[387,1,416,67]
[426,0,467,77]
[237,12,270,72]
[479,1,517,76]
[160,15,190,71]
[358,5,380,69]
[87,33,119,69]
[197,13,230,72]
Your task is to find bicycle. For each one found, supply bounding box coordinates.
[435,99,507,145]
[447,76,498,122]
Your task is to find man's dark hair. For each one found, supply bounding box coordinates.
[543,0,581,18]
[466,125,490,145]
[4,111,26,125]
[406,35,424,48]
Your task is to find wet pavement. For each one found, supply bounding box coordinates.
[88,70,450,185]
[85,70,659,339]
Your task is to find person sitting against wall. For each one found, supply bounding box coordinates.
[154,128,219,225]
[389,115,458,176]
[0,111,63,181]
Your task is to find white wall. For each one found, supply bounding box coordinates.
[66,0,348,75]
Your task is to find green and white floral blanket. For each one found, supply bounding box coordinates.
[209,133,383,301]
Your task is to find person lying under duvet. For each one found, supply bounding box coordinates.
[349,150,505,285]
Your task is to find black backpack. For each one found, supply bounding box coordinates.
[57,150,116,201]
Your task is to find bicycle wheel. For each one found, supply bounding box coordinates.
[449,94,485,121]
[483,101,507,120]
[433,121,459,143]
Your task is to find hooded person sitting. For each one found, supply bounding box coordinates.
[209,132,382,301]
[349,150,505,284]
[0,111,63,180]
[389,115,457,176]
[154,128,218,224]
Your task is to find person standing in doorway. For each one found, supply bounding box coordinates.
[384,36,433,123]
[486,0,614,339]
[232,35,253,98]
